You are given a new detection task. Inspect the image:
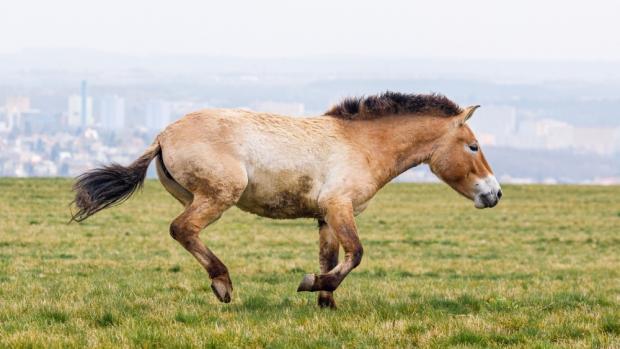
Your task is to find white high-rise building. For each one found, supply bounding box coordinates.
[4,96,31,130]
[573,127,617,155]
[67,94,93,128]
[536,119,574,150]
[468,105,517,146]
[613,128,620,154]
[145,100,171,131]
[99,95,125,130]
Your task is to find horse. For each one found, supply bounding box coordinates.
[71,91,502,308]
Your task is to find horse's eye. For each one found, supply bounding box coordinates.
[469,144,479,152]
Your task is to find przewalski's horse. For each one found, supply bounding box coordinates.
[71,92,502,308]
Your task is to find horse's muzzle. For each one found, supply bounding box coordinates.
[475,189,502,208]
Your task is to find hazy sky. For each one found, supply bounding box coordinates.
[1,0,619,60]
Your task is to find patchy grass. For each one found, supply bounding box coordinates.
[95,312,117,327]
[602,314,620,335]
[0,178,618,348]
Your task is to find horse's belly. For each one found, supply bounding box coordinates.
[236,193,320,219]
[235,171,321,219]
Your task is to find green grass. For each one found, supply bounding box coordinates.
[0,178,619,348]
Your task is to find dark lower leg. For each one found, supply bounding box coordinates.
[175,233,233,303]
[298,201,363,293]
[170,199,233,303]
[317,220,339,308]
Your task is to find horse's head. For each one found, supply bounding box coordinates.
[428,106,502,208]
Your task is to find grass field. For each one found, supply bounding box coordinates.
[0,179,619,348]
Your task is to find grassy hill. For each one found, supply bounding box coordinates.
[0,179,618,348]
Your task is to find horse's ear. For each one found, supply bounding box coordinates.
[456,105,480,126]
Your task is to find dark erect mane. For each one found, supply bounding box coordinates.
[324,91,463,120]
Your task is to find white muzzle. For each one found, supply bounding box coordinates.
[473,175,502,209]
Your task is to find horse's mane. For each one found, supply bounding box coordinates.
[324,91,462,120]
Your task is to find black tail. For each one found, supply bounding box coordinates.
[70,140,161,222]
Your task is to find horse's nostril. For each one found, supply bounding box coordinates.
[497,190,503,199]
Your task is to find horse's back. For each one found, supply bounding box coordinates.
[232,111,339,218]
[157,109,344,218]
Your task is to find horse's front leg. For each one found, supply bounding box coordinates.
[298,199,363,293]
[317,219,339,308]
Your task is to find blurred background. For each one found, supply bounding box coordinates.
[1,0,619,183]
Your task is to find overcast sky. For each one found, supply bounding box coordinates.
[1,0,619,60]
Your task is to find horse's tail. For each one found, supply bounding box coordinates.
[70,137,161,222]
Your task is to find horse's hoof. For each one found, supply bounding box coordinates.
[318,292,337,309]
[297,273,317,292]
[211,276,232,303]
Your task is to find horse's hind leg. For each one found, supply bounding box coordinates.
[317,219,339,308]
[170,194,239,303]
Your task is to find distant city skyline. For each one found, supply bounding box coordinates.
[1,73,619,182]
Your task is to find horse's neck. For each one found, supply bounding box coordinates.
[345,115,449,186]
